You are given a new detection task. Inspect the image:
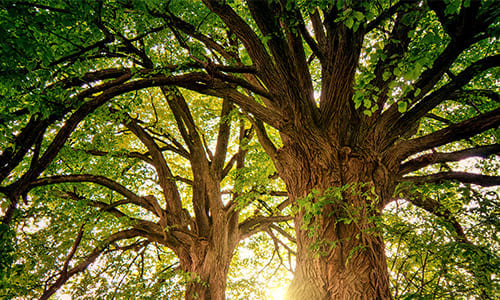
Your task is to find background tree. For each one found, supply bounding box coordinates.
[0,1,292,299]
[1,0,499,299]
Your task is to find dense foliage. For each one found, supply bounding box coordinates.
[0,0,499,299]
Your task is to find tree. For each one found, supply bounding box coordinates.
[1,0,499,299]
[0,1,292,299]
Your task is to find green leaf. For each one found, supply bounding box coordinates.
[345,17,354,29]
[398,101,408,113]
[382,70,392,81]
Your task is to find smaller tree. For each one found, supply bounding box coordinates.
[0,2,292,298]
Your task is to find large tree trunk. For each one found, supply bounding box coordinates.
[286,213,392,300]
[278,137,395,300]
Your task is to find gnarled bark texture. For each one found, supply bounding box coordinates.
[277,132,397,300]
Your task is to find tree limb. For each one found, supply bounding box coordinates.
[402,171,500,187]
[399,193,471,245]
[400,144,500,175]
[239,215,293,240]
[201,0,282,96]
[390,54,500,139]
[123,116,184,217]
[394,107,500,160]
[29,174,157,213]
[212,99,233,178]
[39,229,144,300]
[77,148,154,165]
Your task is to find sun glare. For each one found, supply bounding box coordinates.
[270,286,287,300]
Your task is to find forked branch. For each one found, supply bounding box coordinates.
[39,229,144,300]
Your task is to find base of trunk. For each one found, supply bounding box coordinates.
[285,207,392,300]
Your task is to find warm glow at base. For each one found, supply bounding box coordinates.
[270,286,287,300]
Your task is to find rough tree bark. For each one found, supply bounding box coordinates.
[178,214,239,300]
[276,132,396,300]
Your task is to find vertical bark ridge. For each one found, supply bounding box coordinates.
[279,136,395,300]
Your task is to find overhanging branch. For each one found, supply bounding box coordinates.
[401,193,471,245]
[30,174,156,213]
[390,55,500,138]
[394,107,500,160]
[402,171,500,187]
[400,144,500,175]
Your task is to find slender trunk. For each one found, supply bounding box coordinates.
[180,216,239,300]
[278,139,395,300]
[180,242,234,300]
[183,256,230,300]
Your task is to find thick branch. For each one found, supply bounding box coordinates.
[212,99,233,178]
[310,9,326,49]
[201,0,281,95]
[206,88,281,128]
[124,117,183,216]
[297,10,323,62]
[402,194,471,245]
[400,144,500,175]
[395,107,500,159]
[402,172,500,187]
[239,215,293,240]
[29,174,156,213]
[0,117,51,184]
